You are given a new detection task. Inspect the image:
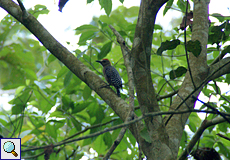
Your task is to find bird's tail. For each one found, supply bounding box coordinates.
[116,88,121,97]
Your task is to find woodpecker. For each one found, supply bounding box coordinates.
[96,59,122,97]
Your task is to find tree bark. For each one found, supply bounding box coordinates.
[164,0,210,158]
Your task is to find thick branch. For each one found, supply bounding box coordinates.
[208,57,230,81]
[108,25,135,111]
[131,0,171,159]
[108,25,140,157]
[164,0,210,158]
[0,0,143,147]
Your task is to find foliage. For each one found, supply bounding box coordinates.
[0,1,230,160]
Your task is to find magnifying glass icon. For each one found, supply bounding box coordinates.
[3,141,18,157]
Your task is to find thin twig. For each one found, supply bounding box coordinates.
[21,109,230,152]
[138,142,143,160]
[157,90,179,101]
[184,0,196,89]
[210,48,229,65]
[107,25,136,159]
[17,0,29,19]
[22,151,45,159]
[165,59,230,125]
[103,116,132,160]
[17,0,26,11]
[192,96,230,124]
[61,119,117,142]
[217,133,230,141]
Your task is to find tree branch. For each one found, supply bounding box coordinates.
[164,0,210,158]
[208,57,230,81]
[0,0,142,149]
[157,90,178,101]
[193,96,230,124]
[103,116,132,160]
[108,25,140,158]
[108,25,135,111]
[21,109,230,152]
[178,116,230,160]
[131,0,171,158]
[217,133,230,142]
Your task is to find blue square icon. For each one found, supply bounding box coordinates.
[0,138,21,160]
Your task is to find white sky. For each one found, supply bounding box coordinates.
[0,0,229,50]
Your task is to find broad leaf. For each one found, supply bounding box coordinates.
[140,128,151,143]
[169,66,187,80]
[98,41,112,59]
[187,40,202,57]
[157,39,180,55]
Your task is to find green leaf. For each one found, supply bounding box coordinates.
[9,88,31,106]
[202,88,213,97]
[83,85,92,100]
[188,122,196,132]
[125,24,136,31]
[47,54,56,65]
[187,40,202,57]
[64,71,73,88]
[76,50,86,59]
[75,153,84,160]
[87,0,94,4]
[154,24,163,30]
[75,24,98,34]
[40,75,56,81]
[177,0,189,13]
[24,68,37,80]
[221,45,230,55]
[15,86,26,95]
[62,95,74,110]
[46,123,57,139]
[217,141,230,158]
[140,127,151,143]
[72,102,90,114]
[40,98,53,114]
[78,31,96,45]
[98,41,112,59]
[163,0,174,16]
[12,104,25,115]
[119,0,124,3]
[57,66,68,79]
[169,66,187,80]
[71,117,82,131]
[226,74,230,84]
[208,22,228,46]
[126,6,139,17]
[157,39,180,55]
[103,132,112,147]
[218,122,228,133]
[32,5,49,18]
[93,135,107,153]
[210,13,230,22]
[100,0,112,16]
[49,111,65,118]
[180,131,187,149]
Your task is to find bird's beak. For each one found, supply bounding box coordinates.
[96,60,102,64]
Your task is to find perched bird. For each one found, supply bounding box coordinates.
[96,59,122,97]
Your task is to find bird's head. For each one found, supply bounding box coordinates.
[96,59,111,66]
